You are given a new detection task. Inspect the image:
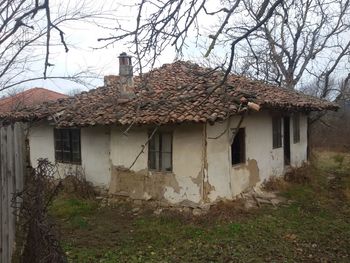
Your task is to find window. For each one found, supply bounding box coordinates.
[54,129,81,164]
[272,116,282,149]
[148,131,172,172]
[293,114,300,143]
[231,128,246,165]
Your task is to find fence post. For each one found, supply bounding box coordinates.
[0,123,25,263]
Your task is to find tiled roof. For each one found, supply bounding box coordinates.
[1,61,338,127]
[0,87,68,112]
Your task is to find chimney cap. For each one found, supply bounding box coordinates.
[118,52,130,58]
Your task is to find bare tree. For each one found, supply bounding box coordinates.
[96,0,350,98]
[308,75,350,151]
[337,74,350,101]
[0,0,105,92]
[98,0,283,82]
[236,0,350,93]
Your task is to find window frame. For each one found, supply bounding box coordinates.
[231,127,246,165]
[54,128,81,164]
[272,116,282,149]
[148,131,173,172]
[293,114,300,143]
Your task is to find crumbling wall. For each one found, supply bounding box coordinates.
[205,120,232,200]
[231,159,260,195]
[28,112,308,205]
[109,124,204,204]
[109,166,181,200]
[206,111,287,201]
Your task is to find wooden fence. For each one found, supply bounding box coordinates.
[0,123,25,263]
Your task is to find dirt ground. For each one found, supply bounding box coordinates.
[50,151,350,263]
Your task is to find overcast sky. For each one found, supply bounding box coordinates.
[10,0,349,97]
[13,0,226,96]
[16,1,179,95]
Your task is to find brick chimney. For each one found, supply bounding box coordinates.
[104,52,134,95]
[118,52,133,90]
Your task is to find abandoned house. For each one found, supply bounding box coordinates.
[3,53,337,205]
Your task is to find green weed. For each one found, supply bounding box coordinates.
[50,196,97,219]
[52,151,350,262]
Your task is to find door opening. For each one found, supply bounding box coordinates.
[284,117,291,165]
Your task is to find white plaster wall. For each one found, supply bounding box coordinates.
[80,126,111,187]
[206,111,285,201]
[110,124,204,204]
[110,126,149,171]
[206,121,232,200]
[28,113,308,203]
[290,114,308,167]
[29,123,111,187]
[29,122,55,166]
[163,124,203,203]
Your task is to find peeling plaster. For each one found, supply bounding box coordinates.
[108,123,203,204]
[206,111,308,201]
[203,181,216,201]
[233,159,260,189]
[191,171,203,187]
[109,166,182,201]
[28,111,308,205]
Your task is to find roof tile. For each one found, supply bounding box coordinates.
[1,61,338,126]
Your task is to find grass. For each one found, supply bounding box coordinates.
[50,195,97,229]
[50,151,350,262]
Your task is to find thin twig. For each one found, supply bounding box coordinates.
[129,126,159,170]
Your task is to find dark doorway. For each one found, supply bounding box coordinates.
[231,128,246,165]
[284,117,291,165]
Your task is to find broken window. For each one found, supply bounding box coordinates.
[231,128,246,165]
[54,128,81,164]
[272,116,282,149]
[148,131,172,172]
[293,114,300,143]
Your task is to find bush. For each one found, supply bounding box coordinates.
[284,164,313,184]
[263,176,289,191]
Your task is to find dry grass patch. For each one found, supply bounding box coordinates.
[263,176,290,191]
[50,151,350,263]
[284,164,313,184]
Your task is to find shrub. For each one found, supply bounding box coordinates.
[284,164,312,185]
[263,176,289,191]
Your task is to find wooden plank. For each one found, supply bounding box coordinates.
[1,126,9,263]
[0,123,26,263]
[0,127,3,263]
[16,123,24,194]
[14,123,24,201]
[8,125,15,261]
[12,123,24,261]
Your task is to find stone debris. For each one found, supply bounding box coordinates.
[199,203,211,211]
[192,208,203,216]
[132,207,140,213]
[241,187,287,209]
[182,207,191,213]
[97,187,286,215]
[153,208,163,215]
